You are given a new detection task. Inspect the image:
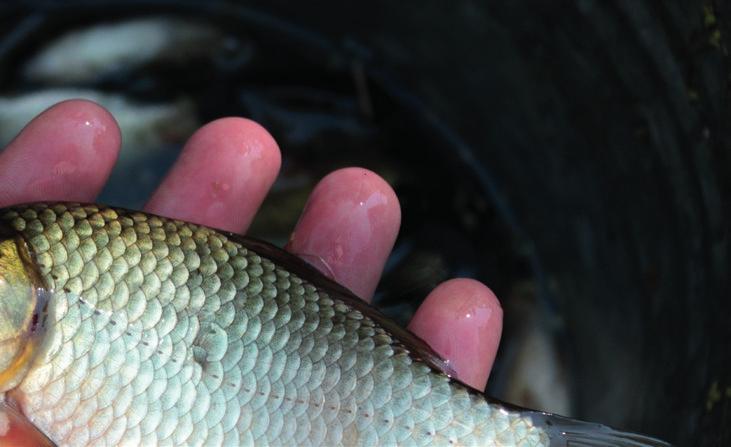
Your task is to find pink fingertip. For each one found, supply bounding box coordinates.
[0,99,120,206]
[408,278,503,391]
[286,167,401,301]
[145,117,281,233]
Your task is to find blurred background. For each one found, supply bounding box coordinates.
[0,1,729,445]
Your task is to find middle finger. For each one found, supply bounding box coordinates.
[145,117,281,233]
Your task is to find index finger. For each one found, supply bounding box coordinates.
[0,100,121,206]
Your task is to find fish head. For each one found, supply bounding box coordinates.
[0,234,46,393]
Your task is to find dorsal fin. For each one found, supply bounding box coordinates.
[229,234,461,380]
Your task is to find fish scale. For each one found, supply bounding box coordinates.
[0,203,547,446]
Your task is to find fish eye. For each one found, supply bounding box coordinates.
[0,237,45,392]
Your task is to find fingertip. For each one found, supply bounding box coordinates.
[287,167,401,300]
[203,117,282,172]
[6,98,122,160]
[145,116,281,232]
[55,99,122,150]
[408,278,503,391]
[0,99,121,206]
[23,99,121,155]
[311,167,401,224]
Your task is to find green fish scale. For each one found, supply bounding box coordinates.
[1,203,548,446]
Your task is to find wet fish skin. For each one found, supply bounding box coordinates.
[0,203,668,446]
[0,203,546,446]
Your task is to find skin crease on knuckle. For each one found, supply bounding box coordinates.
[0,101,504,444]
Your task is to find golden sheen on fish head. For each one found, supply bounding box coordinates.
[0,235,45,393]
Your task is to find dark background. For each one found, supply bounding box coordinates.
[1,1,729,445]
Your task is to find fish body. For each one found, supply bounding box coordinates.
[0,203,668,446]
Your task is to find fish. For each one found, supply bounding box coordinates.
[22,18,223,84]
[495,281,571,417]
[0,203,670,446]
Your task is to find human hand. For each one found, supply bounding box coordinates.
[0,99,502,392]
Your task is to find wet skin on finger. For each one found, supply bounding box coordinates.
[0,99,504,410]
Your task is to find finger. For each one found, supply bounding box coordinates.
[285,167,400,301]
[408,278,503,391]
[0,99,121,206]
[145,117,281,233]
[0,402,55,447]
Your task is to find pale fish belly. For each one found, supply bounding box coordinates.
[1,204,548,446]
